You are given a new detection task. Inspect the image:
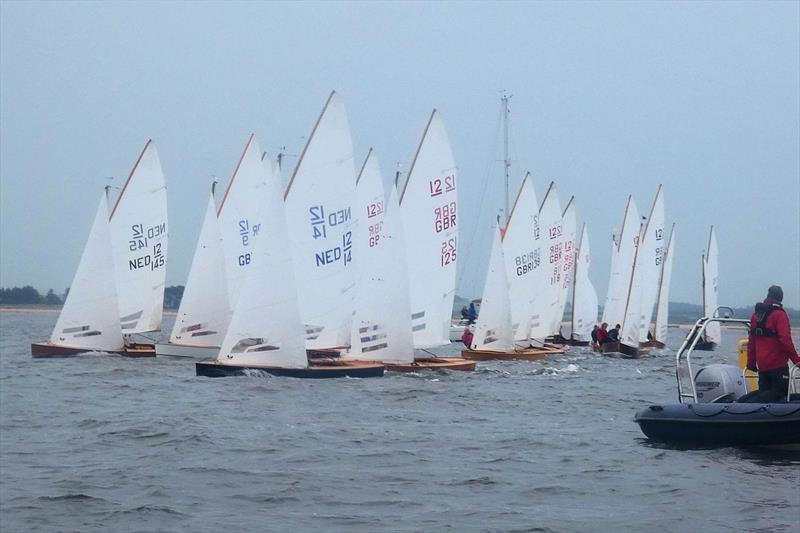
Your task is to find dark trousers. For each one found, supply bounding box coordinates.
[748,366,791,403]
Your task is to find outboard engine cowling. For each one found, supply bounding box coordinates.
[694,364,748,403]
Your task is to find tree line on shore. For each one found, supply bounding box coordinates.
[2,286,796,321]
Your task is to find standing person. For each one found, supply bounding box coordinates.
[461,327,474,348]
[746,285,800,402]
[467,302,478,324]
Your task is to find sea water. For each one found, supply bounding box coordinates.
[1,310,798,532]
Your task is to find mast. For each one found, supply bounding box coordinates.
[502,92,512,228]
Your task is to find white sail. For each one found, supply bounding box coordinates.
[284,91,357,349]
[345,151,414,363]
[654,223,675,344]
[602,196,640,329]
[217,155,307,368]
[553,197,577,336]
[529,182,563,340]
[501,173,541,341]
[109,140,168,334]
[399,110,458,348]
[472,225,514,352]
[168,189,229,347]
[633,186,665,343]
[703,226,721,344]
[50,193,124,351]
[571,224,598,341]
[217,134,269,311]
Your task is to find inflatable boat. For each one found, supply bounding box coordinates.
[634,312,800,448]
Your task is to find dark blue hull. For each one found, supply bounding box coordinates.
[635,403,800,447]
[196,361,384,379]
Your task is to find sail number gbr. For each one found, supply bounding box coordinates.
[515,249,541,276]
[434,201,457,233]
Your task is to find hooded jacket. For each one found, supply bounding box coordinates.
[747,298,800,372]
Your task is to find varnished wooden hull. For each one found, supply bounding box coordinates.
[384,356,475,372]
[639,340,666,349]
[461,345,563,361]
[195,359,385,378]
[31,342,155,358]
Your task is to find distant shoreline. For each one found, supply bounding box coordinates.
[0,305,178,316]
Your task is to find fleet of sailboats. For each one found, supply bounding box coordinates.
[30,93,720,376]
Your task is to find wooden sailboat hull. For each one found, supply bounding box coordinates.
[639,340,666,349]
[384,357,475,372]
[31,342,155,358]
[196,359,385,378]
[461,345,564,361]
[601,341,649,359]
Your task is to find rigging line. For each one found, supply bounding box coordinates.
[455,98,504,292]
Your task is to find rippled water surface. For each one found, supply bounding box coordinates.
[1,310,798,532]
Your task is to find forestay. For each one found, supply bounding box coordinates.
[399,110,458,348]
[602,196,640,329]
[472,225,514,352]
[216,155,307,368]
[654,224,675,344]
[345,151,414,363]
[501,173,541,341]
[284,91,357,349]
[217,134,269,311]
[51,193,123,351]
[571,224,598,341]
[109,140,168,334]
[633,186,665,343]
[169,189,229,347]
[528,182,563,340]
[703,226,721,344]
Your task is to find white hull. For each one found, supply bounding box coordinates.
[155,343,219,358]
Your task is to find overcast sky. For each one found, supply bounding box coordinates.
[1,1,798,308]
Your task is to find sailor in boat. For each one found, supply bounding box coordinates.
[605,324,621,345]
[595,322,609,350]
[742,285,800,403]
[461,327,474,348]
[460,306,469,320]
[467,303,478,325]
[590,325,599,350]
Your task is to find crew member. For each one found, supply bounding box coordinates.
[467,303,478,324]
[460,306,469,320]
[746,285,800,402]
[461,327,474,348]
[607,324,621,343]
[590,325,599,349]
[596,323,609,346]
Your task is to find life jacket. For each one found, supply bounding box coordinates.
[752,302,784,337]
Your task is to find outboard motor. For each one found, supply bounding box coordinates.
[693,364,748,403]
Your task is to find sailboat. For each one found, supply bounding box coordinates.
[108,140,169,356]
[601,186,664,358]
[155,134,266,357]
[31,193,132,356]
[693,226,720,351]
[561,222,599,346]
[396,109,475,371]
[461,176,564,361]
[641,223,675,349]
[195,136,383,378]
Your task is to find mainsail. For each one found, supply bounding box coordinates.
[702,226,721,344]
[603,196,640,329]
[553,197,577,336]
[472,224,514,352]
[399,110,458,348]
[528,182,563,340]
[169,188,229,347]
[284,91,357,348]
[216,149,307,368]
[345,150,414,363]
[109,140,168,334]
[50,193,123,351]
[571,224,598,341]
[501,173,541,341]
[633,186,665,343]
[654,224,675,344]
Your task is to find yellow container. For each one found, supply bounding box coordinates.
[738,338,758,390]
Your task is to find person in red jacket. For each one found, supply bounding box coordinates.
[461,327,474,348]
[746,285,800,401]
